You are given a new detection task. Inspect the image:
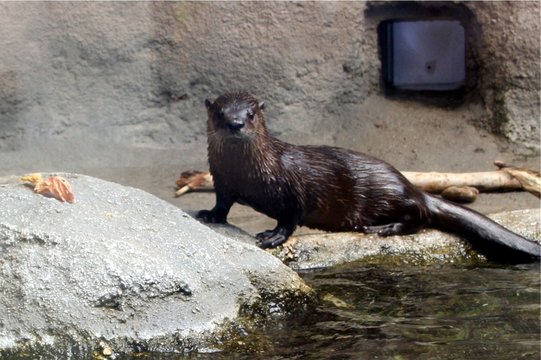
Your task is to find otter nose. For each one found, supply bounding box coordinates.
[227,120,245,131]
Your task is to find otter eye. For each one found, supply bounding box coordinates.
[247,109,255,120]
[217,109,225,119]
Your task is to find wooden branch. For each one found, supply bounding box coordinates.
[494,160,541,198]
[174,162,541,202]
[401,171,523,193]
[174,171,214,197]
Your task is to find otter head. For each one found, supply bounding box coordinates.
[205,92,266,140]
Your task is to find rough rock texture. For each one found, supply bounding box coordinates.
[467,1,540,152]
[365,1,540,153]
[0,174,311,357]
[204,209,540,270]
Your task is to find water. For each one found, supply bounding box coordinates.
[173,262,540,360]
[292,263,541,359]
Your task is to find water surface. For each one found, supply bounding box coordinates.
[152,263,541,359]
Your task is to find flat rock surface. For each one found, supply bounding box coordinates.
[275,207,541,269]
[202,209,541,270]
[0,174,310,357]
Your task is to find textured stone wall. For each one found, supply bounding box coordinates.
[0,1,538,158]
[365,1,540,152]
[468,1,540,151]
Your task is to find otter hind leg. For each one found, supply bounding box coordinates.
[363,220,424,237]
[363,198,429,237]
[363,223,408,236]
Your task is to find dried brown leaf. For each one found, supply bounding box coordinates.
[34,176,76,203]
[20,173,43,185]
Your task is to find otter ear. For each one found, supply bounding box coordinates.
[258,101,266,111]
[205,99,212,109]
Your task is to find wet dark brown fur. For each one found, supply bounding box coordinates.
[197,92,540,263]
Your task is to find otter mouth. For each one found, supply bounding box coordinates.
[227,126,251,140]
[219,128,250,141]
[226,122,245,132]
[213,125,253,141]
[227,128,244,136]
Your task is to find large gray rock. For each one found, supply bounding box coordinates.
[0,174,311,357]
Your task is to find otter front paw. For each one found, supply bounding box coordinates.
[256,229,288,249]
[196,209,227,224]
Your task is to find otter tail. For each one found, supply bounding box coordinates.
[424,193,541,263]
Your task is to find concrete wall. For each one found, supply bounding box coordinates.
[0,1,538,169]
[469,1,540,150]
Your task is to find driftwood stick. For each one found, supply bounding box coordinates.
[175,171,214,197]
[174,164,541,200]
[401,171,522,193]
[494,160,541,198]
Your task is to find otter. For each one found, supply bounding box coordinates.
[197,92,541,263]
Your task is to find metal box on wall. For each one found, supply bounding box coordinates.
[382,20,466,91]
